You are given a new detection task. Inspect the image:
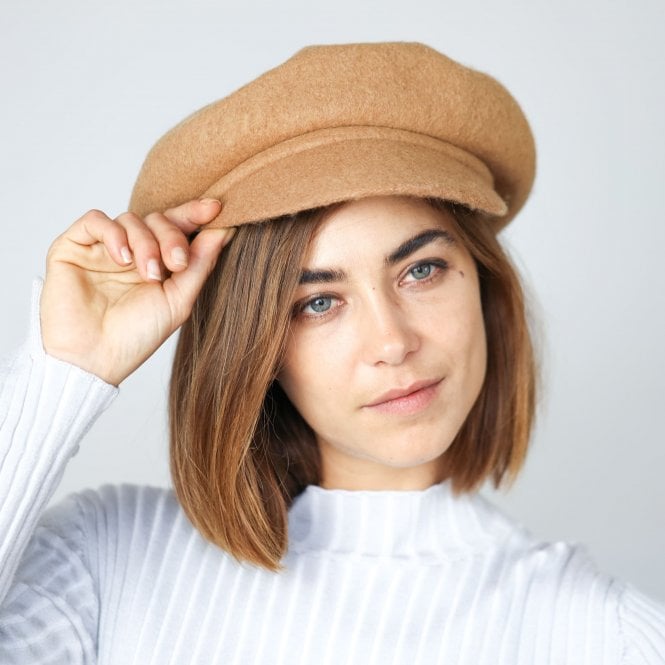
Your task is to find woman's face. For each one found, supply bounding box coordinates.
[278,196,487,490]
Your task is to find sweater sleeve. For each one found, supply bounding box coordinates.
[618,581,665,664]
[0,495,101,664]
[0,280,117,662]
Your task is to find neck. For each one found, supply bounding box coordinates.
[318,440,448,491]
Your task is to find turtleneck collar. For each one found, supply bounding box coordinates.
[287,481,525,560]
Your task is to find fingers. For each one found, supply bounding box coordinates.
[115,212,171,281]
[141,212,191,275]
[57,209,135,268]
[162,198,222,234]
[53,199,227,283]
[167,226,236,316]
[136,198,224,277]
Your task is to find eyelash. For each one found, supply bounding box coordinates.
[294,259,450,320]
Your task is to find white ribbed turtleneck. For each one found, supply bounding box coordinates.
[1,288,665,663]
[288,483,521,559]
[3,480,664,664]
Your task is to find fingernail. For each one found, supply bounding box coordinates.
[121,247,133,264]
[171,247,188,267]
[147,259,161,281]
[221,227,237,247]
[199,198,221,206]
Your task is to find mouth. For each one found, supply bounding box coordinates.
[363,378,443,416]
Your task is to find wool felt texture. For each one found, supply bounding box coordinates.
[129,42,536,230]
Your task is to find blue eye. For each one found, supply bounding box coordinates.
[293,294,340,320]
[305,296,332,314]
[410,263,433,280]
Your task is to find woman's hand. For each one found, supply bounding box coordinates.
[40,199,234,386]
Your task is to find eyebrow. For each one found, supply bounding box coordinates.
[298,228,455,285]
[385,228,455,266]
[298,269,347,285]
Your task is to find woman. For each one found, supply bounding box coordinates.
[1,42,664,663]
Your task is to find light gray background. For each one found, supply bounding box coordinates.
[1,0,663,600]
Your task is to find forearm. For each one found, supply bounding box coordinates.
[0,280,117,602]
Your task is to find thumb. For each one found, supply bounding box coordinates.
[167,226,236,320]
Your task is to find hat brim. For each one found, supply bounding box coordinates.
[200,126,509,230]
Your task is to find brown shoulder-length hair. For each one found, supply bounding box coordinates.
[169,198,537,571]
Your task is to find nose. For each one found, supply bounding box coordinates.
[358,292,420,366]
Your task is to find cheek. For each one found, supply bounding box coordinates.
[278,337,341,416]
[431,280,487,386]
[462,291,488,392]
[279,320,358,395]
[469,312,488,388]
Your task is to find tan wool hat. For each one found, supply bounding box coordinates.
[129,42,536,231]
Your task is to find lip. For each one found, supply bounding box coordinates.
[363,378,443,416]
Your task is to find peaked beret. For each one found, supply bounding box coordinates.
[129,42,536,230]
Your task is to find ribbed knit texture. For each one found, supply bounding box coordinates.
[1,283,664,663]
